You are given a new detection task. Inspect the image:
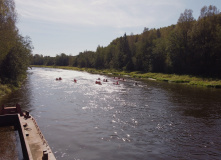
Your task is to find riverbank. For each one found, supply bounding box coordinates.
[31,65,221,88]
[0,84,12,97]
[0,77,25,97]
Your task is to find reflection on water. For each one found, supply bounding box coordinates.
[1,67,221,160]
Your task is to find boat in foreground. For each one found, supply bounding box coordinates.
[0,104,56,160]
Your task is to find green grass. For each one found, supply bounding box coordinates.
[0,75,26,97]
[0,84,12,97]
[31,65,221,88]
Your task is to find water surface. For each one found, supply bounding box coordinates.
[1,67,221,160]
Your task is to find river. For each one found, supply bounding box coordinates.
[1,67,221,160]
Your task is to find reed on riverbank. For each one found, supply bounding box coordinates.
[31,65,221,88]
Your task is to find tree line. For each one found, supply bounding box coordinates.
[31,5,221,78]
[0,0,33,86]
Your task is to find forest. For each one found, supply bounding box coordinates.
[32,5,220,78]
[0,0,32,87]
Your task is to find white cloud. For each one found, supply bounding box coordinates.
[14,0,221,56]
[15,0,184,28]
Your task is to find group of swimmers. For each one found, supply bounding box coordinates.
[95,78,108,85]
[55,77,77,82]
[113,77,125,81]
[95,77,121,85]
[56,76,137,86]
[55,77,62,80]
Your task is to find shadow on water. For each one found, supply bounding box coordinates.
[167,83,221,119]
[0,71,33,112]
[141,79,221,119]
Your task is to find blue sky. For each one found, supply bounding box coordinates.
[15,0,221,57]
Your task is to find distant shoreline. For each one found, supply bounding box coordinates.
[31,65,221,89]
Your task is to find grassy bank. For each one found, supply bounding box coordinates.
[0,75,26,97]
[0,84,12,97]
[31,65,221,88]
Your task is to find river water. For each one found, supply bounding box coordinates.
[1,67,221,160]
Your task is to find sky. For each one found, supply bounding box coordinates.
[15,0,221,57]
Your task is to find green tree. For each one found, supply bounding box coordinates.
[151,38,167,72]
[0,36,32,85]
[35,5,221,78]
[0,0,33,85]
[31,54,44,65]
[94,45,104,69]
[0,0,17,63]
[199,5,219,19]
[167,9,195,74]
[44,56,55,66]
[55,53,69,66]
[189,8,221,76]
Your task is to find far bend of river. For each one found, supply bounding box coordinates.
[1,67,221,160]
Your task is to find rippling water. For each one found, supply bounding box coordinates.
[1,67,221,160]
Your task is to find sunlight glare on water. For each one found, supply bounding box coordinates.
[1,67,221,160]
